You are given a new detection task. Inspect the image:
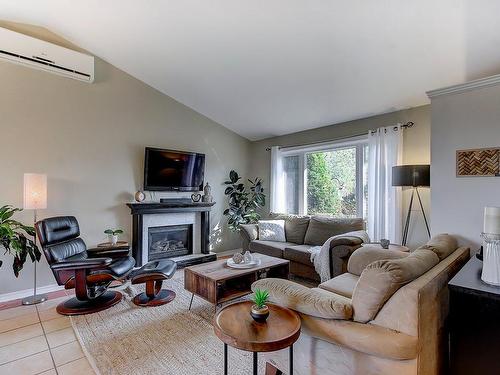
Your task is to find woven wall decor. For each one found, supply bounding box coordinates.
[456,147,500,176]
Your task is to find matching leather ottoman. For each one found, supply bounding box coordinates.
[130,260,177,307]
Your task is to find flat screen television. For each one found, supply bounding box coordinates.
[144,147,205,191]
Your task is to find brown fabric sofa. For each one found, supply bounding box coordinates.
[252,234,470,375]
[239,214,365,281]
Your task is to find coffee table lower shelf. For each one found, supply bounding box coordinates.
[184,254,290,310]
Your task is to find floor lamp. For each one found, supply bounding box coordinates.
[22,173,48,305]
[392,165,431,246]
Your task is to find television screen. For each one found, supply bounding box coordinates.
[144,148,205,191]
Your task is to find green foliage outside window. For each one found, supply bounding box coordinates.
[306,148,357,217]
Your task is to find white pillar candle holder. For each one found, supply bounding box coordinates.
[481,232,500,286]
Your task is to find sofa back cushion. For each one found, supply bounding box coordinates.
[304,216,364,246]
[269,213,310,244]
[352,248,440,323]
[347,246,409,276]
[371,246,469,337]
[418,233,458,260]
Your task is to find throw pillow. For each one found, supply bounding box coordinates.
[258,220,286,242]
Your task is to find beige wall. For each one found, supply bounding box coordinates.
[431,80,500,250]
[249,105,431,249]
[0,27,251,295]
[0,23,432,297]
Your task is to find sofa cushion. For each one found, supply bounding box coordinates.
[283,244,314,266]
[352,248,440,323]
[252,278,353,319]
[239,224,258,242]
[418,233,457,261]
[347,246,409,276]
[258,220,286,242]
[319,273,359,298]
[269,213,310,244]
[249,240,296,258]
[304,216,365,246]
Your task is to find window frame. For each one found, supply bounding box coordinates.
[279,136,368,217]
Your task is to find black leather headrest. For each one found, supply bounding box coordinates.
[36,216,80,246]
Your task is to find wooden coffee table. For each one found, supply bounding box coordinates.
[214,301,301,375]
[184,253,289,310]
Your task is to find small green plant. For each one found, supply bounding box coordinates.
[252,289,269,309]
[104,229,123,236]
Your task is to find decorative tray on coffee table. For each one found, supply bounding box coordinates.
[226,258,262,269]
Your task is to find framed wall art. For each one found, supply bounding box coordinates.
[456,147,500,177]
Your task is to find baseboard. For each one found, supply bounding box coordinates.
[0,283,64,303]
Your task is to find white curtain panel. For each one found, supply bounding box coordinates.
[270,146,286,213]
[367,125,403,243]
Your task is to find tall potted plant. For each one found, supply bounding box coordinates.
[223,170,265,231]
[0,205,41,277]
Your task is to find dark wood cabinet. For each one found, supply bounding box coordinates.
[449,257,500,375]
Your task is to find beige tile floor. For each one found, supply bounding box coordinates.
[0,296,95,375]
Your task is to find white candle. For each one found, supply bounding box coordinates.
[484,207,500,235]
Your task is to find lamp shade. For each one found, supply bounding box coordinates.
[23,173,47,210]
[392,165,430,187]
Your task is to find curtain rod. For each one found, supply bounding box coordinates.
[265,121,414,151]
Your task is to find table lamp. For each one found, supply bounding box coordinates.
[22,173,48,305]
[392,164,431,246]
[482,207,500,286]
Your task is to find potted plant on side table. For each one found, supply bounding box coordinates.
[104,228,123,245]
[251,289,270,323]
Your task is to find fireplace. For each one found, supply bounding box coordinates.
[148,224,193,260]
[128,201,216,267]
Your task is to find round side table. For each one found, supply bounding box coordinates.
[213,301,301,375]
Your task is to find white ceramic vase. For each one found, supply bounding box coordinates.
[110,235,118,245]
[481,233,500,286]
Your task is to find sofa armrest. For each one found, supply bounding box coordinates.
[239,224,258,251]
[300,314,418,360]
[329,236,363,250]
[252,278,352,320]
[329,236,363,277]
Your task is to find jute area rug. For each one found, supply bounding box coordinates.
[71,272,268,375]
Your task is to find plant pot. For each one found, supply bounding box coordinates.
[110,235,118,245]
[250,304,269,323]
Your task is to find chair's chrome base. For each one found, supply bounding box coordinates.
[22,294,48,305]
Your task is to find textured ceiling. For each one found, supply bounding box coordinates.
[1,1,500,140]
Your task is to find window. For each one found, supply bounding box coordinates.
[275,138,368,218]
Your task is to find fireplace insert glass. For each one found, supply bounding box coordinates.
[148,224,193,260]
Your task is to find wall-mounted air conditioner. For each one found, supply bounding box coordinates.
[0,27,94,82]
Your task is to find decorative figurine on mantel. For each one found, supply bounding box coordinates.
[134,190,145,202]
[202,182,213,203]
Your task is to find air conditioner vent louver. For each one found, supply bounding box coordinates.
[0,27,94,82]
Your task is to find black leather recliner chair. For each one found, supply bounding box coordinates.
[36,216,135,315]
